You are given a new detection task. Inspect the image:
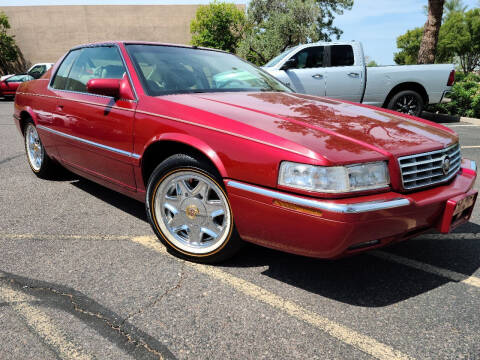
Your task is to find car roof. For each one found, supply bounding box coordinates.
[71,41,227,54]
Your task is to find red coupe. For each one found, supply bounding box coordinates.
[13,42,477,263]
[1,74,33,99]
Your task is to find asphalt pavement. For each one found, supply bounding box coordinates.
[1,99,479,360]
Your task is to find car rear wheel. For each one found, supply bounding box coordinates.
[387,90,424,117]
[24,121,56,178]
[146,154,242,263]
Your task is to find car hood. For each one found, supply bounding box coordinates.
[159,92,458,165]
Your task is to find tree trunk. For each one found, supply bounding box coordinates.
[418,0,445,64]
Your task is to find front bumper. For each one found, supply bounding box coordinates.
[225,159,477,259]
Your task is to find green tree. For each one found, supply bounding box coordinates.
[190,1,246,52]
[237,0,353,65]
[394,27,423,65]
[437,9,480,73]
[0,11,18,75]
[315,0,354,41]
[444,0,468,19]
[395,5,480,71]
[366,60,378,67]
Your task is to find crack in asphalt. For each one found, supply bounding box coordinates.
[0,272,176,360]
[0,153,24,166]
[122,263,187,327]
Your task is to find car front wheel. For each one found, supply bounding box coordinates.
[146,154,242,263]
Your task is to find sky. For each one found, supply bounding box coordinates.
[2,0,479,65]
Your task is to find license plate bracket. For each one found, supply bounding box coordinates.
[438,190,478,233]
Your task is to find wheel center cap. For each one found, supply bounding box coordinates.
[186,204,200,220]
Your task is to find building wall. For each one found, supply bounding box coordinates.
[1,5,244,66]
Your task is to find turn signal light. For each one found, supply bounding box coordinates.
[272,199,323,217]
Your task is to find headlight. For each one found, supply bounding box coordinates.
[278,161,390,193]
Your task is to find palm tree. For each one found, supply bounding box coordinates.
[418,0,445,64]
[444,0,467,19]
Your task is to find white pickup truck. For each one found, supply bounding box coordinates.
[262,41,455,116]
[0,63,53,82]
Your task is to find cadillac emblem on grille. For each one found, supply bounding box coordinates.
[397,143,461,190]
[442,156,451,175]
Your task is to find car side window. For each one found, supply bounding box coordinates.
[52,50,81,90]
[290,47,324,69]
[65,46,126,93]
[330,45,355,66]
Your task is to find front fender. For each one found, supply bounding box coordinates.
[141,132,229,178]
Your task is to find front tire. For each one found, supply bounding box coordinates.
[24,121,56,178]
[387,90,424,117]
[146,154,242,263]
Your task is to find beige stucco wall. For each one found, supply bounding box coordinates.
[1,4,244,65]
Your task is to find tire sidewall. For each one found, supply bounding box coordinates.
[388,90,424,116]
[145,154,240,263]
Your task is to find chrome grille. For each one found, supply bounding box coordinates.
[398,143,461,190]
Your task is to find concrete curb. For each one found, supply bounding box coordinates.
[460,116,480,125]
[420,111,480,125]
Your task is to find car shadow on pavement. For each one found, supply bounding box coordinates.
[69,177,147,221]
[66,174,480,308]
[222,235,480,307]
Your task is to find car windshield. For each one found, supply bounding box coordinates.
[264,46,300,67]
[126,44,291,96]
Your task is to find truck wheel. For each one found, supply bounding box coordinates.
[387,90,424,117]
[146,154,243,263]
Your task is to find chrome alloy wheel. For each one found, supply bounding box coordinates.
[25,124,44,172]
[153,170,232,255]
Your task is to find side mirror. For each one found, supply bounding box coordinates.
[281,57,297,70]
[86,78,120,98]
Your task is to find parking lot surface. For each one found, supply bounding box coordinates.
[1,99,479,359]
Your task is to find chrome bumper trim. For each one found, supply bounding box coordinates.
[228,181,410,214]
[37,125,141,159]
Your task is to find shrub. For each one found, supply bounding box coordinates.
[427,73,480,118]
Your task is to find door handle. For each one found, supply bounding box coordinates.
[56,105,64,112]
[312,74,324,79]
[348,72,360,78]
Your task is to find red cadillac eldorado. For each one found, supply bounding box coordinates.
[13,42,477,263]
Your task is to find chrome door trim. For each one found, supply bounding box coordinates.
[37,125,141,159]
